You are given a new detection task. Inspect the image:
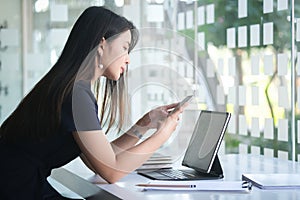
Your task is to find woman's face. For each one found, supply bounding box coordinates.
[101,30,131,81]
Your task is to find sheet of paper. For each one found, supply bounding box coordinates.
[263,22,273,45]
[227,28,236,48]
[206,4,215,24]
[263,0,273,13]
[264,54,273,75]
[277,0,288,11]
[251,117,260,137]
[238,0,247,18]
[250,24,260,46]
[251,55,260,75]
[277,53,288,76]
[278,151,288,160]
[137,152,174,170]
[197,6,205,26]
[239,85,246,106]
[239,115,247,135]
[279,86,289,108]
[238,26,247,48]
[177,12,185,30]
[278,119,288,141]
[264,118,274,139]
[251,146,261,155]
[264,148,274,158]
[186,10,193,29]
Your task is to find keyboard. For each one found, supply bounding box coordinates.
[157,169,195,179]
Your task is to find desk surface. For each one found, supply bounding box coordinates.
[50,154,300,200]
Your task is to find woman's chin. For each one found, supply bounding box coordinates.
[104,72,120,81]
[110,75,120,81]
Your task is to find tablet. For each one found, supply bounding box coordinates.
[182,110,231,173]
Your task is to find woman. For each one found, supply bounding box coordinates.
[0,6,185,199]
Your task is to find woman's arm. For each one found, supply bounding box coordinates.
[73,106,182,184]
[79,153,97,173]
[110,103,178,153]
[110,125,147,154]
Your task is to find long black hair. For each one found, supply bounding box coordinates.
[0,6,139,141]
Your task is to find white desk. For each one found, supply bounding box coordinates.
[50,154,300,200]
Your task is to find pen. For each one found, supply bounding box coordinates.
[136,184,197,188]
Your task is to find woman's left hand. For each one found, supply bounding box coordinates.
[136,103,179,130]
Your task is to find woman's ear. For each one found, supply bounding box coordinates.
[97,37,106,55]
[100,37,106,49]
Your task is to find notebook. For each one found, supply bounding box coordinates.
[138,110,231,180]
[242,173,300,190]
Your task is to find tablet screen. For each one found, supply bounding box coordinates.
[182,110,231,173]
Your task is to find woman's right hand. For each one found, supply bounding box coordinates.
[135,103,178,130]
[153,104,184,142]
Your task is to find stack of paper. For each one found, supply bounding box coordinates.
[136,153,173,171]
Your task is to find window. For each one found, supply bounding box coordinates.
[1,0,300,161]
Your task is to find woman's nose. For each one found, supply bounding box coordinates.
[125,54,130,65]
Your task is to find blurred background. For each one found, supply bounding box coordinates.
[1,0,300,162]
